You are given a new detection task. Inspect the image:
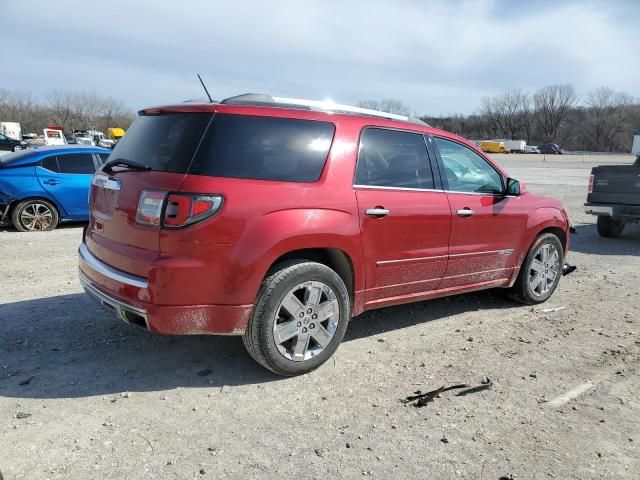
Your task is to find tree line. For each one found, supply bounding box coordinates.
[0,89,135,135]
[361,84,640,152]
[1,84,638,152]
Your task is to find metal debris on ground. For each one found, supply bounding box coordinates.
[534,306,566,314]
[15,411,31,419]
[403,378,493,407]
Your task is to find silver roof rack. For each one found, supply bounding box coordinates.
[221,93,429,127]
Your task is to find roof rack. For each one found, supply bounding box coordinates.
[221,93,429,127]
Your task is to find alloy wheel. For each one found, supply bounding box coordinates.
[528,243,560,297]
[20,203,54,231]
[272,280,340,362]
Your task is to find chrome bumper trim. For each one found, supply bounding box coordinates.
[79,243,148,289]
[79,271,149,328]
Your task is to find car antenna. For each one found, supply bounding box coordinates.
[197,73,214,103]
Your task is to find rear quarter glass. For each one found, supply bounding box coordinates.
[188,114,335,182]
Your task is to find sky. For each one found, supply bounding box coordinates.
[2,0,639,116]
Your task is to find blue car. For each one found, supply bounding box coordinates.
[0,145,110,231]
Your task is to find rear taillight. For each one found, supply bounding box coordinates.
[136,190,223,228]
[136,190,166,226]
[588,174,594,193]
[163,193,223,228]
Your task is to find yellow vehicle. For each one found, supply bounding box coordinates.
[480,141,510,154]
[107,127,125,140]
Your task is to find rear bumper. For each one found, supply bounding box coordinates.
[78,243,252,335]
[584,203,640,220]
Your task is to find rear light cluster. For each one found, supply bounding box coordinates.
[588,175,594,193]
[136,190,223,228]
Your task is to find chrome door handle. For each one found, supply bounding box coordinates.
[457,208,474,217]
[365,208,390,217]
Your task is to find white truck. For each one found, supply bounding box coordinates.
[0,122,22,141]
[502,140,526,153]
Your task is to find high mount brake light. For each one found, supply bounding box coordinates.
[136,190,223,228]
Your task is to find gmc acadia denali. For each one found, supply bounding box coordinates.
[79,94,572,375]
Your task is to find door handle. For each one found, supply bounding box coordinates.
[457,208,474,217]
[44,179,59,185]
[365,208,390,217]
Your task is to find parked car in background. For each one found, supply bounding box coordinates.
[585,156,640,237]
[79,93,572,376]
[73,130,96,146]
[480,140,510,154]
[0,145,110,231]
[539,143,563,154]
[524,145,540,154]
[0,132,27,152]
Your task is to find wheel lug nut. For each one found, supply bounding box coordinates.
[299,312,304,318]
[312,314,317,320]
[306,308,313,314]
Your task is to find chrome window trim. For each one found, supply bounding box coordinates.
[79,243,148,288]
[353,184,444,193]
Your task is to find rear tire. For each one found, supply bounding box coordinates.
[11,199,59,232]
[510,233,563,305]
[597,216,625,238]
[243,261,350,376]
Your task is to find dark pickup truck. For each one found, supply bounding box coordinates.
[585,155,640,237]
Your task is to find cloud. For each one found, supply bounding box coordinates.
[3,0,639,115]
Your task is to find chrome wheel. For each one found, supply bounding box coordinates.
[20,203,53,230]
[273,280,340,362]
[528,243,560,297]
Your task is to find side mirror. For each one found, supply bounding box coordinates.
[506,178,521,196]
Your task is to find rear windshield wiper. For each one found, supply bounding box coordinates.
[102,158,152,173]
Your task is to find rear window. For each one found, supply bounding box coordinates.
[110,112,335,183]
[57,153,96,174]
[109,113,213,173]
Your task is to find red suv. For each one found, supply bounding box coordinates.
[79,94,571,376]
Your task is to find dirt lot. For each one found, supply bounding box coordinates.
[1,155,639,479]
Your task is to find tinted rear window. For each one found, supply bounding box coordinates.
[109,113,213,173]
[189,114,335,182]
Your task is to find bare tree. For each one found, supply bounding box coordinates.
[480,89,533,141]
[533,84,578,142]
[584,86,634,151]
[357,99,411,116]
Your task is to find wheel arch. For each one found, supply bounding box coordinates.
[267,247,356,308]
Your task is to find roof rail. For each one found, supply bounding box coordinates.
[221,93,429,127]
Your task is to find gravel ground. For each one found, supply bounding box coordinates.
[1,156,639,479]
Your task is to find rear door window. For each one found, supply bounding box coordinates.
[189,114,335,182]
[355,128,434,189]
[57,154,96,174]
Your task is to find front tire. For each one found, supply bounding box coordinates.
[243,261,351,376]
[11,199,59,231]
[511,233,563,305]
[597,216,625,238]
